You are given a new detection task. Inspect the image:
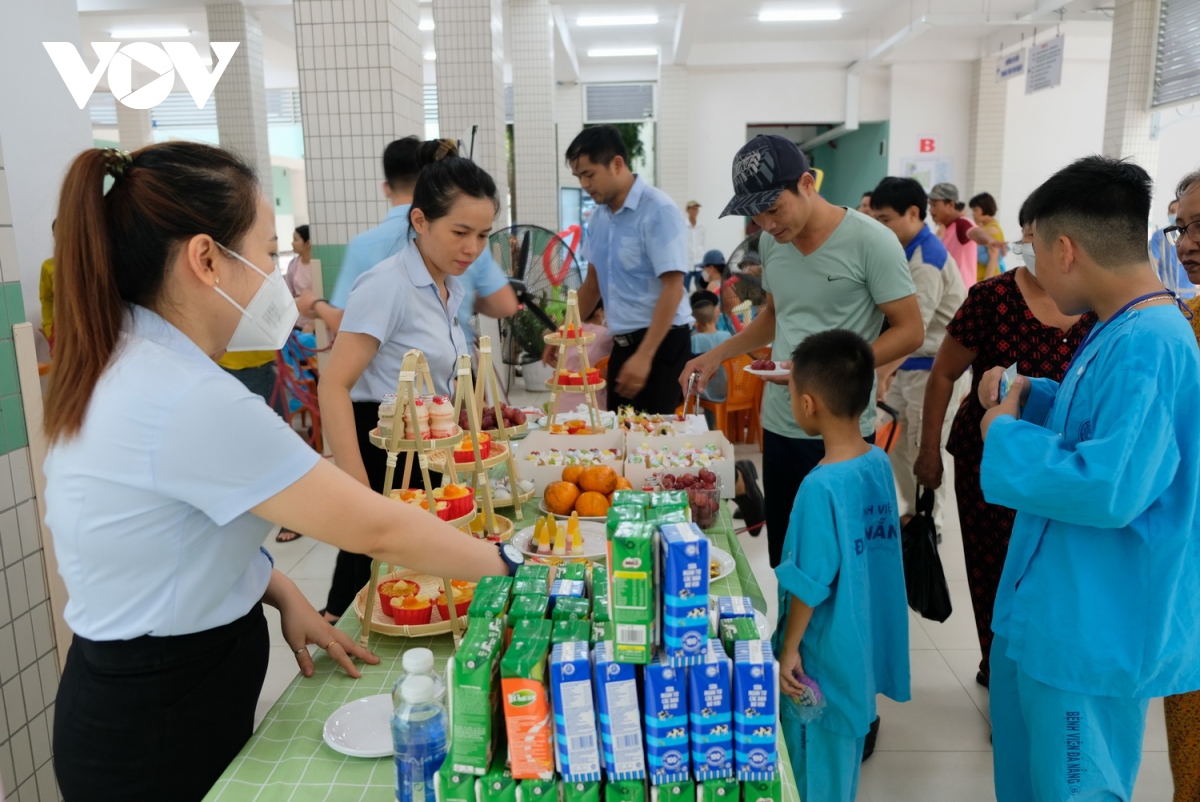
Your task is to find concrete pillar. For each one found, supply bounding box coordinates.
[116,105,154,151]
[1102,0,1159,173]
[293,0,425,294]
[966,56,1007,205]
[555,81,584,187]
[509,0,557,229]
[657,65,690,206]
[432,0,510,225]
[206,3,273,199]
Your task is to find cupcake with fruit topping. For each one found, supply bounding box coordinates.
[391,594,433,626]
[377,577,419,613]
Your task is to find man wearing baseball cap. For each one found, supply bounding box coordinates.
[680,135,924,567]
[928,182,998,291]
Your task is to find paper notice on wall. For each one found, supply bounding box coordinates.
[900,158,953,191]
[996,50,1025,82]
[1025,35,1064,94]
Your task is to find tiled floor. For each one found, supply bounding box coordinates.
[257,419,1177,800]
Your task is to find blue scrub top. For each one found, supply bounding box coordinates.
[982,304,1200,698]
[330,204,413,308]
[774,448,912,737]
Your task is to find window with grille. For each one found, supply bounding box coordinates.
[585,83,655,123]
[1154,0,1200,109]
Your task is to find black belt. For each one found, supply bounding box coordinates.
[612,324,690,349]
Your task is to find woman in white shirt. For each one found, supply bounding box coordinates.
[317,140,499,622]
[43,143,517,801]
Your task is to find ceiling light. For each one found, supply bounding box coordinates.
[587,47,659,58]
[110,27,192,39]
[576,15,659,27]
[424,50,436,60]
[419,18,434,31]
[757,10,842,22]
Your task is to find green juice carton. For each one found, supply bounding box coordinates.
[514,565,551,597]
[469,591,510,621]
[650,491,689,509]
[740,779,781,802]
[476,575,513,600]
[718,618,760,659]
[611,490,650,509]
[608,505,645,539]
[562,780,601,802]
[501,619,555,780]
[650,783,695,802]
[517,564,551,583]
[556,563,588,583]
[450,618,505,774]
[609,522,658,664]
[439,765,479,802]
[552,619,592,644]
[479,754,516,802]
[698,778,739,802]
[605,780,647,802]
[520,778,558,802]
[552,596,591,621]
[591,565,611,622]
[511,594,549,621]
[645,507,688,527]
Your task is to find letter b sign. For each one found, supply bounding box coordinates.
[919,138,937,154]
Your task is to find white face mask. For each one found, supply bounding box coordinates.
[1022,244,1037,277]
[214,244,299,352]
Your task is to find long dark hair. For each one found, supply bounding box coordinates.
[409,139,499,228]
[46,143,260,442]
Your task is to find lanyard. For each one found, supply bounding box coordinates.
[1064,290,1177,377]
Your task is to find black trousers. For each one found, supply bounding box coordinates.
[324,401,437,617]
[606,325,692,414]
[54,604,269,801]
[762,429,875,569]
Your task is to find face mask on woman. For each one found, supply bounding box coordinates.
[213,243,299,351]
[1021,244,1037,277]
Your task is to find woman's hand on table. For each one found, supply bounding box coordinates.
[281,595,380,678]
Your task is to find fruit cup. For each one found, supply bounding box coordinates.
[436,589,473,622]
[438,484,475,518]
[378,578,418,613]
[391,595,433,626]
[585,368,600,384]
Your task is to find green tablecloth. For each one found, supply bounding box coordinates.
[205,502,794,802]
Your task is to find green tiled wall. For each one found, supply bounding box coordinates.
[311,243,347,298]
[0,280,26,454]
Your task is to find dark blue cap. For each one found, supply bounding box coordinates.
[720,135,811,218]
[700,249,725,267]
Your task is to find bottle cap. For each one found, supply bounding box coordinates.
[401,675,436,704]
[403,647,435,675]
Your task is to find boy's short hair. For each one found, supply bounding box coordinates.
[790,330,876,419]
[692,302,717,326]
[565,125,628,168]
[870,177,927,220]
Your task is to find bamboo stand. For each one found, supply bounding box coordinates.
[359,351,473,646]
[543,290,605,432]
[471,336,533,519]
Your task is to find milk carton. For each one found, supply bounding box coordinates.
[450,618,504,774]
[592,640,647,780]
[716,597,754,622]
[549,641,602,782]
[644,654,691,785]
[609,522,657,664]
[549,580,586,614]
[659,523,710,666]
[501,619,555,779]
[732,641,778,781]
[688,640,733,781]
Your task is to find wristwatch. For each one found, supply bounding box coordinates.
[495,542,525,576]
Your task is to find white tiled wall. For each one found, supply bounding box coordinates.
[1102,0,1159,172]
[967,57,1007,205]
[657,65,690,206]
[509,0,557,230]
[115,105,153,152]
[207,3,275,200]
[432,0,511,226]
[293,0,425,251]
[555,82,584,188]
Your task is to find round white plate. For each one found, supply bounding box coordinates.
[323,694,394,758]
[538,499,607,522]
[710,545,735,581]
[743,365,789,378]
[512,519,608,561]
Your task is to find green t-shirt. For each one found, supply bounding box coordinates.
[759,208,915,439]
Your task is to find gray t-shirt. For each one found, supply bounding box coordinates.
[760,208,916,439]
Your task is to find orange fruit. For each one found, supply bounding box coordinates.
[575,490,610,517]
[562,466,585,485]
[614,477,633,491]
[579,465,618,495]
[544,481,581,515]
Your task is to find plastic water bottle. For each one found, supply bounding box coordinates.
[391,647,447,707]
[393,675,448,802]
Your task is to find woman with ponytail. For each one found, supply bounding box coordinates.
[317,139,502,622]
[44,143,513,801]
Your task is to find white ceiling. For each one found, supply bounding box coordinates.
[74,0,1116,92]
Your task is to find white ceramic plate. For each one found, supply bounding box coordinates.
[512,520,608,561]
[323,694,394,758]
[743,365,789,378]
[709,545,735,581]
[538,499,607,522]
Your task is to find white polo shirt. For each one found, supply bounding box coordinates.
[44,306,321,640]
[341,240,469,401]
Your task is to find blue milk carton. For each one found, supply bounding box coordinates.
[592,640,647,780]
[715,597,754,623]
[733,640,778,781]
[644,654,690,785]
[659,523,710,666]
[687,640,733,781]
[549,579,586,613]
[550,641,603,782]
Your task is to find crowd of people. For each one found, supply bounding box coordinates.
[30,114,1200,802]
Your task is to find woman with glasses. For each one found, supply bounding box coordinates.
[1165,169,1200,802]
[912,198,1097,688]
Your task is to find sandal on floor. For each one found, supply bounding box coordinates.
[275,528,302,543]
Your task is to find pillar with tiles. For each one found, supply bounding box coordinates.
[966,56,1006,206]
[1102,0,1160,173]
[206,3,274,200]
[432,0,511,225]
[509,0,557,230]
[556,81,584,185]
[116,106,154,152]
[292,0,425,294]
[657,65,690,207]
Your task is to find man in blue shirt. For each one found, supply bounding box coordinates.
[548,125,693,413]
[978,156,1200,801]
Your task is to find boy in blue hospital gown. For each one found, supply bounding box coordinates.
[978,156,1200,801]
[773,330,911,802]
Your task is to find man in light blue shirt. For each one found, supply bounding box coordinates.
[978,156,1200,801]
[555,125,693,413]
